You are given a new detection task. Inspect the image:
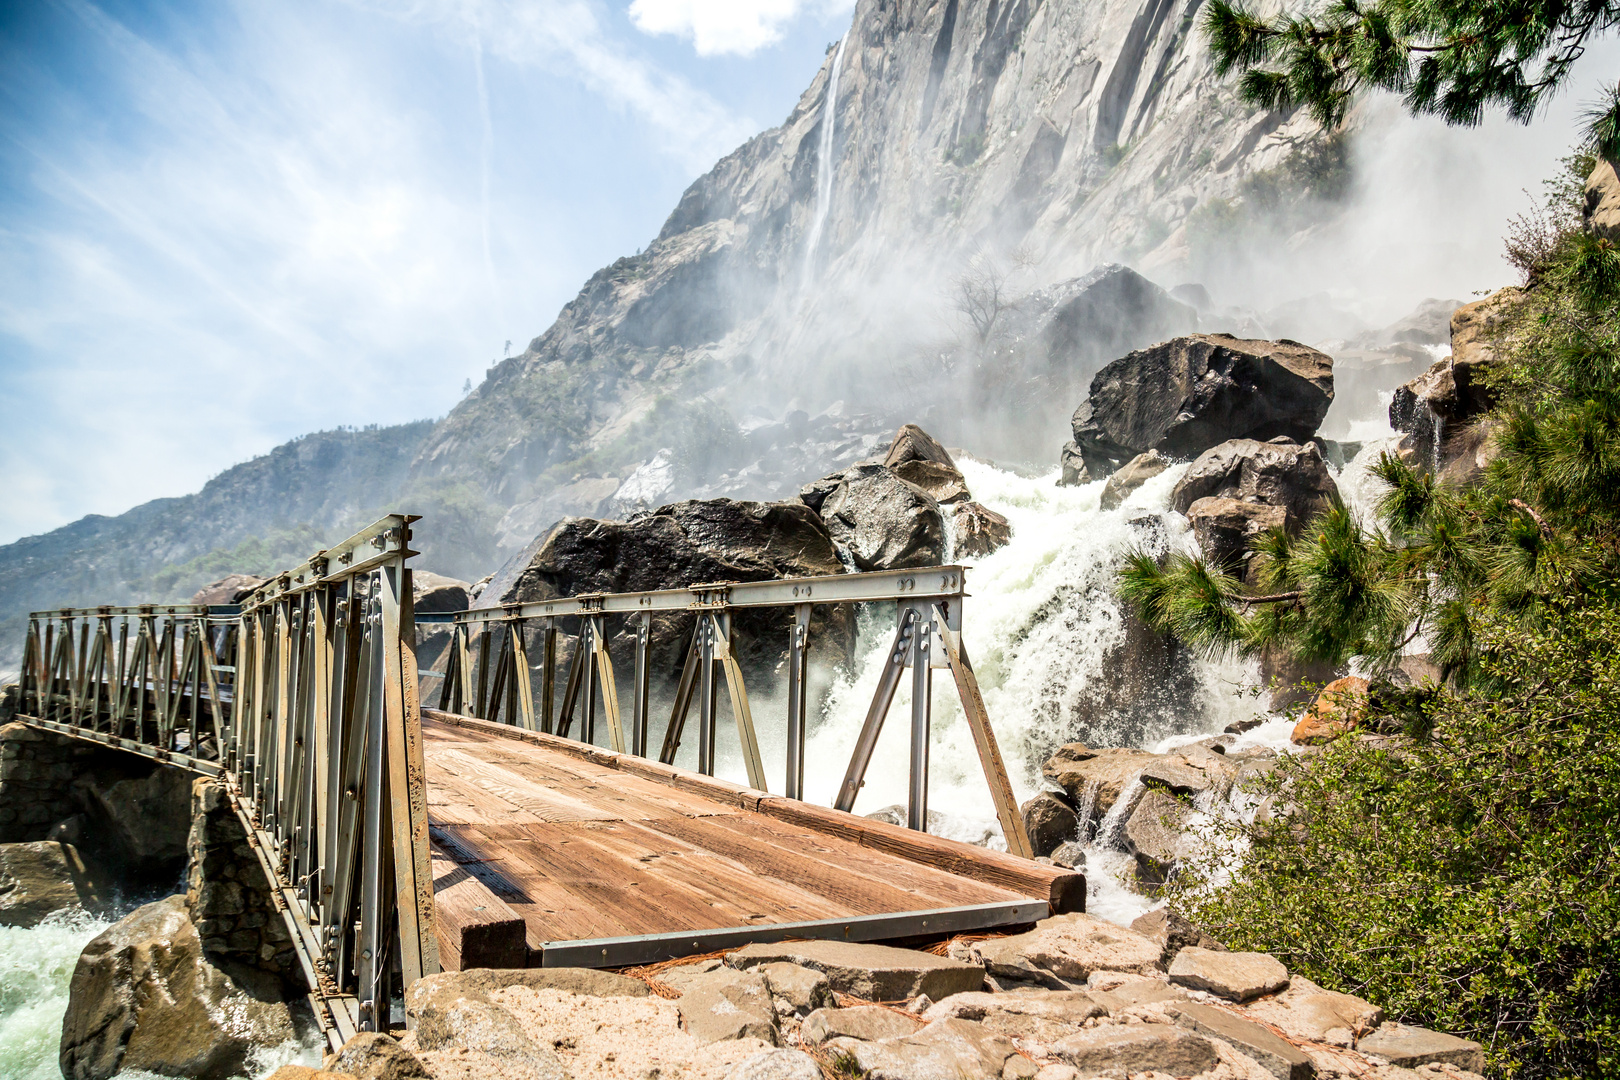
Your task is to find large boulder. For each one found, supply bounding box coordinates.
[490,498,854,681]
[1122,788,1190,887]
[1291,676,1370,745]
[1170,439,1338,531]
[971,265,1200,462]
[1100,450,1171,510]
[1042,744,1160,819]
[970,912,1164,984]
[820,464,947,571]
[1184,498,1286,579]
[1390,287,1523,476]
[1064,335,1334,481]
[190,574,267,606]
[60,895,300,1080]
[950,501,1012,558]
[411,571,470,613]
[0,841,115,926]
[73,762,193,878]
[1020,792,1080,856]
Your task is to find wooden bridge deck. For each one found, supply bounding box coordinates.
[420,711,1082,970]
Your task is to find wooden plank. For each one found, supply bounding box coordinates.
[423,709,1081,911]
[431,843,527,971]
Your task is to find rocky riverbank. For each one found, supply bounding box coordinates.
[264,912,1484,1080]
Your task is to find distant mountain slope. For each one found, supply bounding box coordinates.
[0,421,433,674]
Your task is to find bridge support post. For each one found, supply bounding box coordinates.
[785,604,810,801]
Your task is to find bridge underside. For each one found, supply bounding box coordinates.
[422,711,1073,969]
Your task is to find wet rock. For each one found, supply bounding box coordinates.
[728,940,985,1001]
[326,1031,430,1080]
[757,961,831,1018]
[1100,451,1172,510]
[1021,792,1080,857]
[1171,1001,1313,1080]
[725,1049,822,1080]
[1390,288,1523,475]
[1168,947,1289,1002]
[1060,442,1092,486]
[1185,499,1286,579]
[1170,439,1338,532]
[678,967,780,1045]
[190,574,267,605]
[884,423,957,470]
[1129,909,1224,966]
[801,1004,922,1044]
[1291,676,1370,745]
[1357,1022,1485,1071]
[893,459,970,504]
[952,501,1012,558]
[1068,335,1334,480]
[1041,745,1160,819]
[411,571,470,613]
[1049,1025,1219,1078]
[0,840,114,927]
[1049,841,1086,870]
[827,1016,1018,1080]
[73,762,192,876]
[971,913,1162,984]
[59,895,299,1080]
[1242,975,1382,1045]
[1122,788,1189,887]
[1261,645,1343,712]
[491,498,853,681]
[820,463,947,570]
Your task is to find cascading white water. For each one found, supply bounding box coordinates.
[800,34,847,286]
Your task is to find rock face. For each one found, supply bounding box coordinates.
[0,721,81,842]
[1065,335,1335,481]
[73,761,193,878]
[0,840,114,926]
[60,895,300,1080]
[1390,287,1523,476]
[186,778,296,976]
[491,498,854,681]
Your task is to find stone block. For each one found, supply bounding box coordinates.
[1171,1002,1313,1079]
[1129,908,1224,966]
[1358,1022,1485,1071]
[1049,1025,1219,1078]
[727,940,985,1001]
[1088,977,1189,1014]
[971,913,1163,983]
[1241,974,1382,1045]
[801,1004,922,1044]
[724,1049,822,1080]
[828,1017,1016,1080]
[757,962,831,1017]
[326,1030,430,1079]
[678,968,779,1045]
[1168,946,1289,1002]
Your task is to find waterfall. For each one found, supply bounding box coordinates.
[801,34,848,287]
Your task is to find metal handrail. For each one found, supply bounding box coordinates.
[421,565,1033,857]
[15,514,436,1051]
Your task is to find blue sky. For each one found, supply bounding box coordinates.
[0,0,853,544]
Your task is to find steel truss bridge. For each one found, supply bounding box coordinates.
[13,515,1081,1051]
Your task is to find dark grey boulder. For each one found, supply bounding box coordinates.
[1020,792,1080,857]
[951,501,1012,558]
[1185,499,1286,580]
[497,499,853,681]
[1066,335,1334,480]
[821,464,947,571]
[1169,439,1339,531]
[884,423,957,469]
[1100,451,1171,510]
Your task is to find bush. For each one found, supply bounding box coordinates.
[1168,598,1620,1078]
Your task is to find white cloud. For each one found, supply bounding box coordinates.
[628,0,801,55]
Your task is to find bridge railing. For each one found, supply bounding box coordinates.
[16,514,437,1050]
[414,566,1034,858]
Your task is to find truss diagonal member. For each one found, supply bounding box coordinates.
[933,603,1033,860]
[834,607,917,813]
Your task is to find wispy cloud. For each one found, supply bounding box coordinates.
[0,0,799,544]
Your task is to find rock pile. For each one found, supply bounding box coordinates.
[291,915,1484,1080]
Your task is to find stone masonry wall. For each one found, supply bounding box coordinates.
[0,721,84,843]
[185,777,297,978]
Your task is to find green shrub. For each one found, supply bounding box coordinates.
[1168,599,1620,1078]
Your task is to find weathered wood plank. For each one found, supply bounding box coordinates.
[430,843,526,971]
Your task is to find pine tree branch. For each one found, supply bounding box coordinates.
[1236,590,1305,606]
[1508,499,1555,538]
